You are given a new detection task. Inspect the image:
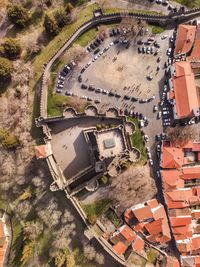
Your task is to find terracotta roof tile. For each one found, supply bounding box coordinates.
[175,24,196,55]
[166,256,180,267]
[161,145,184,169]
[119,225,136,242]
[113,241,128,255]
[131,205,152,222]
[132,236,144,253]
[171,62,199,119]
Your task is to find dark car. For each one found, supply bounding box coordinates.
[78,75,82,82]
[90,44,95,50]
[81,84,87,89]
[109,91,114,96]
[114,39,119,44]
[87,47,92,53]
[88,85,95,91]
[96,38,101,44]
[80,68,86,74]
[115,93,121,98]
[124,95,130,100]
[131,97,138,102]
[94,48,100,55]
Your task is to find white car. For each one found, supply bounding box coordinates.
[167,48,172,56]
[149,159,153,166]
[153,105,158,112]
[139,120,144,128]
[144,135,149,142]
[80,96,87,99]
[157,111,162,119]
[161,35,168,40]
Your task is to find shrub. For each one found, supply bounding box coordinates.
[0,128,19,149]
[7,4,29,28]
[44,14,59,37]
[65,3,74,13]
[0,57,13,83]
[87,214,97,225]
[100,176,108,185]
[1,38,21,60]
[54,8,69,28]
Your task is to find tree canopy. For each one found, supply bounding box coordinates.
[43,14,59,37]
[0,38,21,60]
[0,57,13,83]
[7,4,29,28]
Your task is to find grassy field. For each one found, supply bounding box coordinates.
[75,28,98,47]
[82,199,112,218]
[150,25,165,34]
[104,7,161,15]
[174,0,200,8]
[128,117,147,164]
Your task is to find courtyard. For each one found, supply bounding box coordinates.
[49,116,123,179]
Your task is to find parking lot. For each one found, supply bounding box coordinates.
[54,26,176,168]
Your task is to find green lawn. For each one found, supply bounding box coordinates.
[104,7,161,15]
[82,199,112,218]
[128,117,147,164]
[75,28,98,47]
[147,248,159,264]
[174,0,200,8]
[150,25,165,34]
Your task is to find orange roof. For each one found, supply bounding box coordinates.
[161,145,184,169]
[144,219,163,236]
[191,235,200,251]
[132,236,144,253]
[192,210,200,219]
[170,216,192,227]
[119,225,136,242]
[113,241,128,255]
[188,24,200,61]
[181,166,200,179]
[147,199,158,209]
[172,62,199,119]
[165,189,193,209]
[175,24,196,55]
[166,256,180,267]
[131,205,152,222]
[35,145,48,159]
[162,170,184,190]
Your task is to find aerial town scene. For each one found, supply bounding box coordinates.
[1,0,200,266]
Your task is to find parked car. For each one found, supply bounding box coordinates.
[144,135,149,142]
[149,159,153,166]
[153,105,158,112]
[81,84,87,89]
[147,75,153,81]
[131,96,138,102]
[65,91,73,96]
[95,88,102,93]
[124,95,131,100]
[94,99,101,104]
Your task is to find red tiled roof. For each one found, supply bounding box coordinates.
[166,256,180,267]
[170,216,192,227]
[132,236,144,253]
[35,145,48,159]
[191,210,200,219]
[131,205,152,222]
[188,25,200,61]
[119,225,136,242]
[113,241,128,255]
[172,62,199,119]
[165,189,194,209]
[175,24,196,55]
[161,145,184,169]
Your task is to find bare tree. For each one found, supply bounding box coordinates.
[98,25,108,39]
[167,125,199,145]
